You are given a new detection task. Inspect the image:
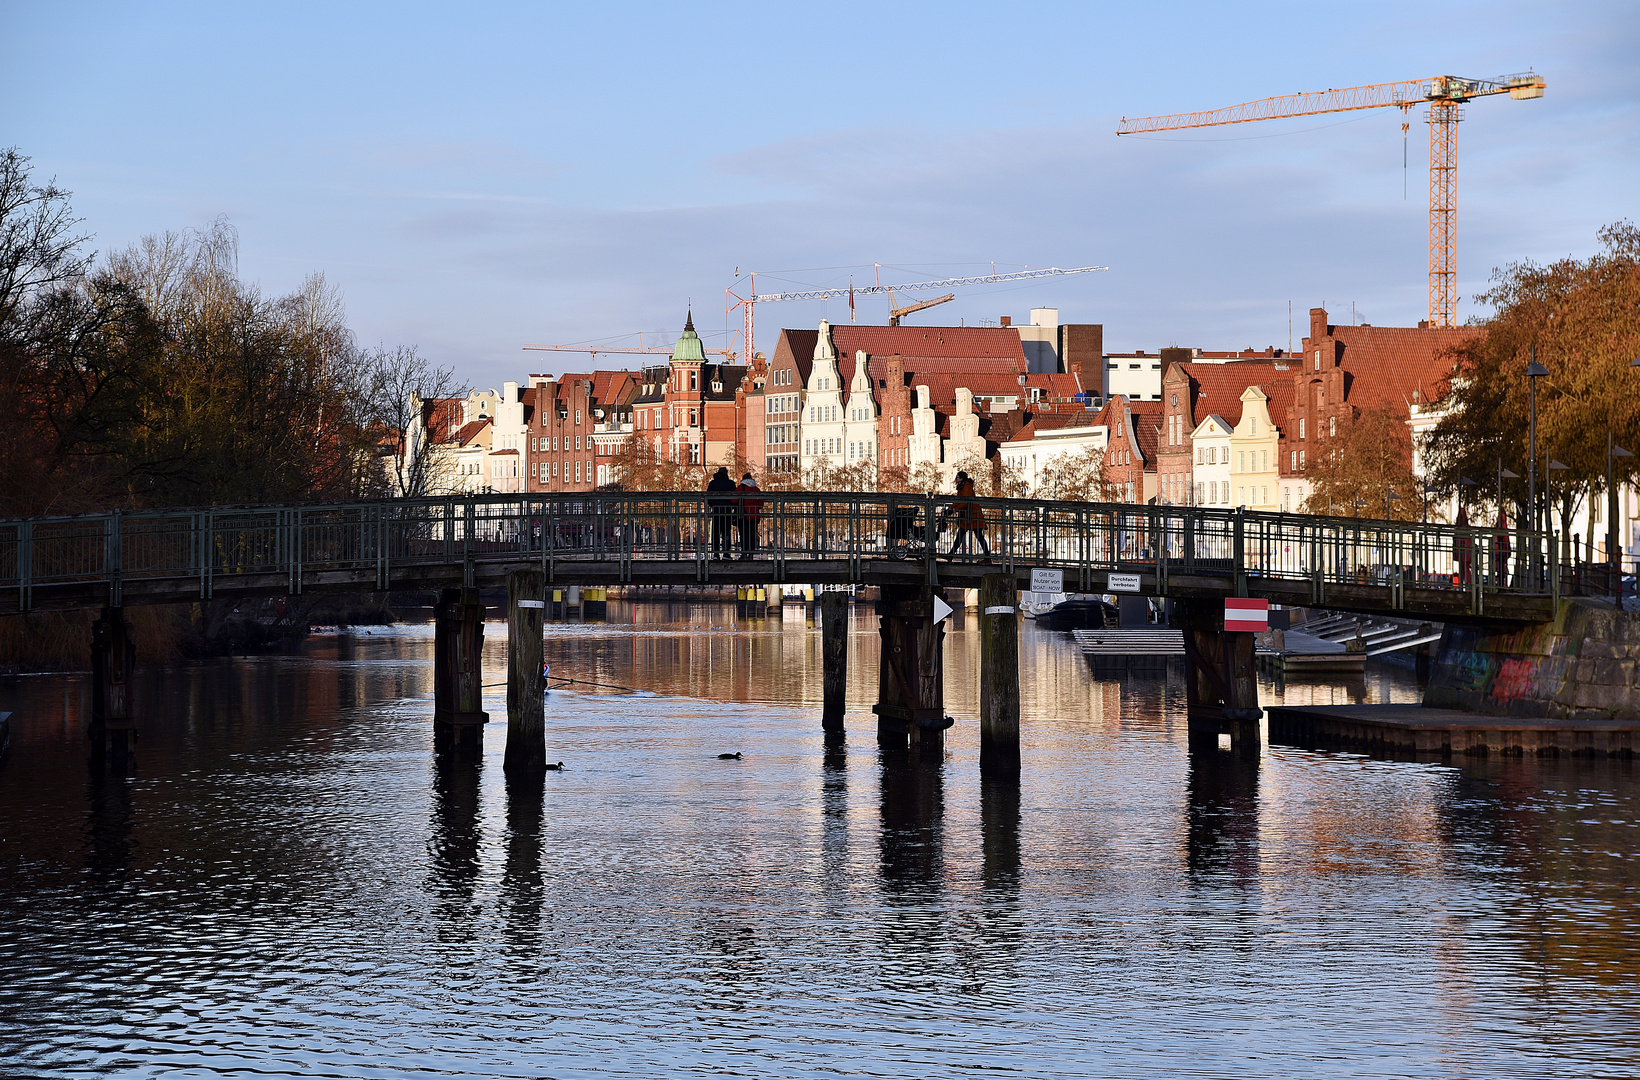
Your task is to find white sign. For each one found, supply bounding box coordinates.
[932,595,955,623]
[984,606,1016,615]
[1107,572,1142,592]
[517,600,546,609]
[1030,568,1064,593]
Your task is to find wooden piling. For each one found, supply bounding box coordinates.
[979,574,1020,773]
[820,590,848,732]
[90,607,136,757]
[873,584,952,753]
[505,570,547,774]
[1175,597,1261,749]
[434,588,489,752]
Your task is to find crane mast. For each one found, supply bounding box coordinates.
[1118,73,1545,327]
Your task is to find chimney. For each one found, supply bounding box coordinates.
[1309,307,1329,343]
[1000,315,1012,327]
[1159,347,1192,371]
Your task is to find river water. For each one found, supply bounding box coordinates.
[1,601,1637,1078]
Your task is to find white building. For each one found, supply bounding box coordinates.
[799,321,849,475]
[998,417,1108,497]
[1192,415,1234,507]
[844,351,878,469]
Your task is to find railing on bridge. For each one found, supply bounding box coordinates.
[0,491,1579,615]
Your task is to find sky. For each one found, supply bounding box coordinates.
[4,1,1636,390]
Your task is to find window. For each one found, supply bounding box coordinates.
[1251,417,1258,435]
[1291,450,1298,470]
[1329,417,1337,437]
[575,409,582,424]
[1261,486,1268,505]
[1261,451,1268,471]
[1239,452,1245,472]
[1299,418,1306,439]
[1314,350,1321,370]
[552,461,558,477]
[1300,449,1306,468]
[689,371,697,390]
[575,435,582,450]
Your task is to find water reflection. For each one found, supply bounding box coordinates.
[427,755,482,936]
[501,772,545,956]
[878,752,944,902]
[1185,745,1261,882]
[4,609,1640,1078]
[82,767,134,886]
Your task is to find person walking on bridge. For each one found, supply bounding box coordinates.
[736,472,762,559]
[707,466,736,559]
[947,471,990,560]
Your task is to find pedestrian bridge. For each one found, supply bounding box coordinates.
[2,491,1557,624]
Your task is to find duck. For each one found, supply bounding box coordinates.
[717,752,742,760]
[544,761,566,771]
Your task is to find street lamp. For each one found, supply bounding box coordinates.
[1612,435,1636,601]
[1549,459,1570,565]
[1526,350,1549,534]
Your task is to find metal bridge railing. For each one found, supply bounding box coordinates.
[0,491,1569,613]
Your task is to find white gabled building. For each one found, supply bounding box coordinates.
[799,320,848,475]
[1192,414,1234,507]
[844,350,878,468]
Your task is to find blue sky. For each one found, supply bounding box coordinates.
[4,1,1635,390]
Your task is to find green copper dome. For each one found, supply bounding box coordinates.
[670,310,706,363]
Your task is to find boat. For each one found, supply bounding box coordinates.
[1034,598,1120,632]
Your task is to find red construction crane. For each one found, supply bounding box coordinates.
[1117,73,1546,327]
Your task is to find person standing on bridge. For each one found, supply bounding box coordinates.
[708,466,737,559]
[736,472,762,559]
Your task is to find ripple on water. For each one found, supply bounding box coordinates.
[2,607,1639,1077]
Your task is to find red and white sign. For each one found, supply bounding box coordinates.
[1224,598,1269,632]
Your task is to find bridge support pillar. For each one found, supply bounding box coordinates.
[820,591,848,733]
[434,588,488,753]
[873,584,952,754]
[505,570,547,774]
[90,607,136,758]
[979,574,1020,775]
[1174,598,1260,749]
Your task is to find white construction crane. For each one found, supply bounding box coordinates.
[724,264,1107,361]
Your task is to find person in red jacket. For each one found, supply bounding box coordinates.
[736,473,763,559]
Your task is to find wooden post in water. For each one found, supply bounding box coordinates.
[819,590,848,733]
[978,574,1020,774]
[434,588,489,752]
[505,570,547,774]
[873,583,952,753]
[1175,598,1260,749]
[90,607,136,757]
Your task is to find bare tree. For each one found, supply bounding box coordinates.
[1036,445,1108,502]
[0,148,93,330]
[360,345,463,498]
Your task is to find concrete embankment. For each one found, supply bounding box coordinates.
[1268,600,1640,758]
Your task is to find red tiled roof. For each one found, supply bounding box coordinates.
[1129,401,1164,464]
[1178,360,1280,428]
[1025,372,1083,398]
[771,329,818,385]
[1005,411,1099,442]
[489,448,519,455]
[831,325,1027,368]
[1326,323,1477,412]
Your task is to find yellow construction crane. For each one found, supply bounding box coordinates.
[887,289,955,326]
[1118,73,1546,327]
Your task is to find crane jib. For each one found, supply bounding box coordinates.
[751,265,1109,304]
